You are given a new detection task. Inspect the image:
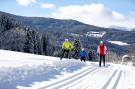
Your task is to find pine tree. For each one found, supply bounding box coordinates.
[42,32,48,55]
[72,38,81,59]
[0,14,19,32]
[23,27,34,53]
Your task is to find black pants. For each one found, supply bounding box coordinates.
[81,57,86,62]
[99,54,105,67]
[60,49,70,60]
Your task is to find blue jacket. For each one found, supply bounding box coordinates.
[80,51,87,57]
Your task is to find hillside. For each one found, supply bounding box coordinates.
[0,50,135,89]
[0,11,135,56]
[0,11,50,55]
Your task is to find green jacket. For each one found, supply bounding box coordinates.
[62,41,73,50]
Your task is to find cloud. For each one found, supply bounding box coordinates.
[16,0,37,6]
[47,3,135,28]
[40,3,56,9]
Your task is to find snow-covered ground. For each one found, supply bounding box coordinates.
[86,31,106,38]
[70,33,83,37]
[108,41,130,46]
[0,50,135,89]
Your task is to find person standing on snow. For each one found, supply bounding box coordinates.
[80,48,87,62]
[97,41,107,67]
[60,39,73,60]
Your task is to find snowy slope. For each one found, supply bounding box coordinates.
[86,31,106,38]
[0,50,135,89]
[108,41,130,46]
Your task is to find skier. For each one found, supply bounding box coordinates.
[72,38,81,59]
[97,41,107,67]
[80,48,87,62]
[60,39,73,60]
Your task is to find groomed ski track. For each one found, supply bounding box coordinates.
[39,63,135,89]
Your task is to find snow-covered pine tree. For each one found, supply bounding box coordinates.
[72,38,81,59]
[23,27,34,53]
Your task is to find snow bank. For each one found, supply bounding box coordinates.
[0,50,85,89]
[108,41,130,46]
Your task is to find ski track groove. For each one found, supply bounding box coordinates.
[38,64,135,89]
[63,65,113,89]
[112,70,122,89]
[60,67,102,89]
[82,68,112,89]
[40,66,96,89]
[48,68,99,89]
[42,67,100,89]
[101,69,122,89]
[101,70,117,89]
[77,65,113,89]
[115,70,125,89]
[53,68,100,89]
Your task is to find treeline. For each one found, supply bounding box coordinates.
[0,14,51,55]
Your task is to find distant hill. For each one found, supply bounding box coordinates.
[0,11,135,56]
[132,29,135,31]
[109,25,132,31]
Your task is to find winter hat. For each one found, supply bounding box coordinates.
[65,38,69,41]
[100,41,103,44]
[81,48,85,51]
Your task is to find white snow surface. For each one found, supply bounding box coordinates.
[0,50,135,89]
[86,31,106,38]
[70,33,83,37]
[108,41,130,46]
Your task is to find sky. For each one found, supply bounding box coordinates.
[0,0,135,29]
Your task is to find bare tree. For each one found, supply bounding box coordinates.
[106,51,121,64]
[129,48,135,66]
